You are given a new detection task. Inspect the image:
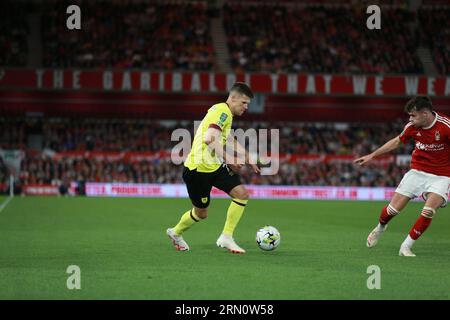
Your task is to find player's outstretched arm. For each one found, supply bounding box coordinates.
[354,135,402,166]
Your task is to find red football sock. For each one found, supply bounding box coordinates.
[379,205,398,225]
[409,216,432,240]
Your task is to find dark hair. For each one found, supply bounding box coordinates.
[229,82,254,98]
[404,96,433,113]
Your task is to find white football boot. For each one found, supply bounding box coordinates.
[216,233,246,254]
[166,228,190,251]
[399,245,416,257]
[366,224,387,248]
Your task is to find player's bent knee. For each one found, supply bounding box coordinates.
[229,185,250,200]
[234,188,249,200]
[424,192,446,209]
[240,190,250,200]
[194,207,208,219]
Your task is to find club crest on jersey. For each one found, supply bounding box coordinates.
[416,132,421,137]
[435,131,440,141]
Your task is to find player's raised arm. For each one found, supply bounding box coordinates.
[354,135,402,166]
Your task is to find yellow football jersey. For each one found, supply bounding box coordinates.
[184,103,233,172]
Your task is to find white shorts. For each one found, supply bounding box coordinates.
[396,169,450,207]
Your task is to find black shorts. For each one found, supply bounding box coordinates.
[182,164,242,208]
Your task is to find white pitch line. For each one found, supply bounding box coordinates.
[0,197,13,213]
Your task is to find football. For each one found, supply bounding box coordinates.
[256,226,281,251]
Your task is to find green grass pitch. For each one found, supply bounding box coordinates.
[0,196,449,299]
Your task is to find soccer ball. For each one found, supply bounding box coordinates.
[256,226,281,251]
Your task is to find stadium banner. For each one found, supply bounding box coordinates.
[23,184,59,196]
[84,183,400,201]
[1,69,450,97]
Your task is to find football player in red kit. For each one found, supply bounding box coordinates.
[354,96,449,256]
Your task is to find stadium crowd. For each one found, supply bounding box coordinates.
[12,155,409,190]
[2,0,449,75]
[41,1,215,70]
[0,1,29,67]
[0,0,446,198]
[224,4,423,74]
[418,7,450,75]
[1,118,414,155]
[1,118,416,192]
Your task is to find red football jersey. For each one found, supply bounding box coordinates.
[399,112,450,177]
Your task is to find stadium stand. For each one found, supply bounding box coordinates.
[2,0,448,73]
[418,7,450,75]
[15,154,410,188]
[0,1,30,67]
[223,3,422,74]
[0,0,449,196]
[1,118,414,154]
[41,1,215,70]
[0,118,416,190]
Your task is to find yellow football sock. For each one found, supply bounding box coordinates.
[223,199,248,236]
[173,208,200,235]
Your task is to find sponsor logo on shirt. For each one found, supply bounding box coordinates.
[220,112,228,122]
[415,141,445,151]
[217,112,228,127]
